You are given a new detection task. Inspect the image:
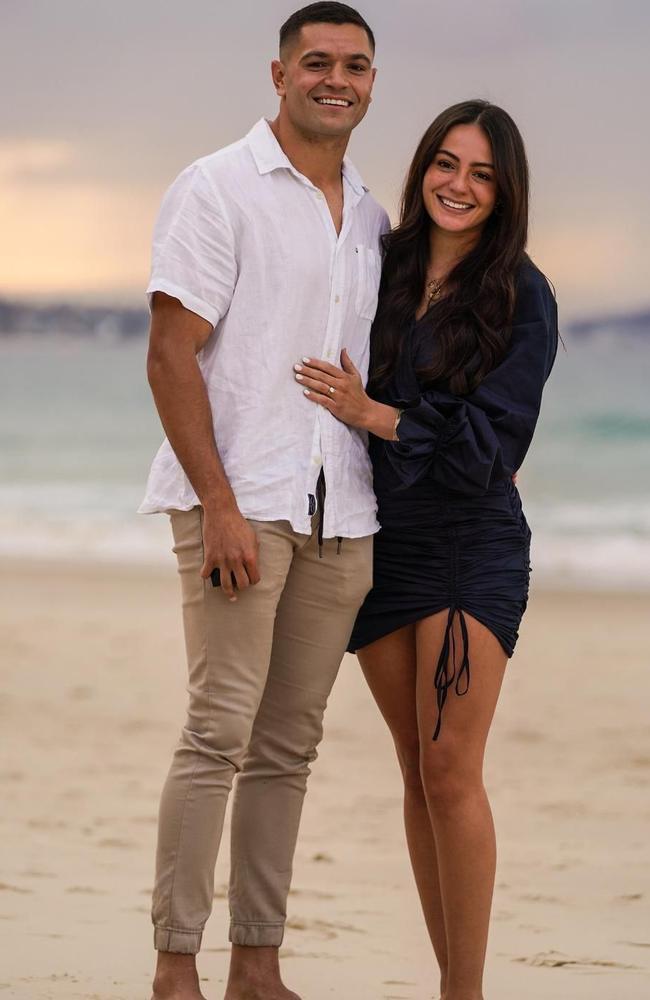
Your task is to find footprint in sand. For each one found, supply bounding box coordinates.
[513,950,640,970]
[66,886,107,895]
[96,837,138,849]
[286,916,365,940]
[0,882,33,894]
[289,887,335,900]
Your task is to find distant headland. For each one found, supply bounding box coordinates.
[0,296,649,340]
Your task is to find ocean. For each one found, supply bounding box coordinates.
[1,328,649,590]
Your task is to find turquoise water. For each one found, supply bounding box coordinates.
[1,330,649,587]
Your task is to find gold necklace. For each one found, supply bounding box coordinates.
[426,275,445,304]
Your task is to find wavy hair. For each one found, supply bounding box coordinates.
[370,100,530,395]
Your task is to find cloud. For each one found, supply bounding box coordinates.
[0,139,75,180]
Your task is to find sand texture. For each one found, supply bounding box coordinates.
[1,559,649,999]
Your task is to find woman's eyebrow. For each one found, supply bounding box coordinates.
[438,147,495,169]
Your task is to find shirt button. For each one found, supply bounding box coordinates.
[334,295,340,304]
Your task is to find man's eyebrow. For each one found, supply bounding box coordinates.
[438,148,495,169]
[300,49,372,65]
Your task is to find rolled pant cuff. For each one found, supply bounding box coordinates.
[154,925,203,954]
[229,921,285,947]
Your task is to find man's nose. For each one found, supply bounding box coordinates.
[324,63,348,89]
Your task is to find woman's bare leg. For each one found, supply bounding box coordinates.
[415,611,507,1000]
[358,627,448,996]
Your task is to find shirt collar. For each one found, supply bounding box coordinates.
[246,118,369,197]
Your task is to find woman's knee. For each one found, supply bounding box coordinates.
[419,738,483,809]
[394,734,424,794]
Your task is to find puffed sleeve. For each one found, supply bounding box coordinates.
[146,161,238,328]
[384,265,558,494]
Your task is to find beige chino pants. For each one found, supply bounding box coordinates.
[152,507,373,953]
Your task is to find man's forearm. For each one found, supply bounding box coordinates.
[147,347,237,513]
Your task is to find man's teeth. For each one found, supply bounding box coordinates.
[316,97,351,106]
[440,196,473,210]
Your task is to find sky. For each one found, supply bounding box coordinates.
[1,0,649,319]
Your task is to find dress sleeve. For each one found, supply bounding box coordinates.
[146,162,238,329]
[383,266,558,494]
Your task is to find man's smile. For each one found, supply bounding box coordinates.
[313,96,354,107]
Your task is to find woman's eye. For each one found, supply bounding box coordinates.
[474,172,493,182]
[437,159,453,170]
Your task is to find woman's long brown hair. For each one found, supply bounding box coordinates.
[370,100,530,395]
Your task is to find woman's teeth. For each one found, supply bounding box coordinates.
[439,196,473,211]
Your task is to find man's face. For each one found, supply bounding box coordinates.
[273,22,376,139]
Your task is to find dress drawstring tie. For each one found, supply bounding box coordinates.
[432,607,471,740]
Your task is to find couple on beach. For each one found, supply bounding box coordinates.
[140,3,558,998]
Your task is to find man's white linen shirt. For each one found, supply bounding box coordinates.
[139,119,390,538]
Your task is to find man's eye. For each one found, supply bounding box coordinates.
[349,63,367,72]
[307,61,327,69]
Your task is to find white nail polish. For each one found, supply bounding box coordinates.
[294,364,302,371]
[302,357,311,363]
[295,373,304,381]
[303,389,310,396]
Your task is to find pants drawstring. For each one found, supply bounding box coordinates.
[315,470,343,558]
[432,607,471,741]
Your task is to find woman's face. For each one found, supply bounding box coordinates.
[422,124,497,237]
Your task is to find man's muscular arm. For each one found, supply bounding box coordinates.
[146,292,260,601]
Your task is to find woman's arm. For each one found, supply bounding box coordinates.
[296,265,558,495]
[294,348,402,439]
[384,267,559,493]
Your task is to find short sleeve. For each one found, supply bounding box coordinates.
[146,162,238,328]
[384,265,558,494]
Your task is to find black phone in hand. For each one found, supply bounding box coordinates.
[210,568,238,589]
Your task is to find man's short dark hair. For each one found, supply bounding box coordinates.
[280,2,375,55]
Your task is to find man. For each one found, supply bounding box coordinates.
[140,4,388,999]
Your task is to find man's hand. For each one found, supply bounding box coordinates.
[200,507,261,602]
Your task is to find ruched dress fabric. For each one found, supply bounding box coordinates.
[348,262,559,739]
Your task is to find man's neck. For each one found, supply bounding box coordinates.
[269,114,348,191]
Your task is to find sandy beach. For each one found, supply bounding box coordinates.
[1,558,649,999]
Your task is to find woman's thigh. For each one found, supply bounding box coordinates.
[357,625,419,755]
[415,611,508,776]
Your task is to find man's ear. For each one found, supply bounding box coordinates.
[271,59,287,98]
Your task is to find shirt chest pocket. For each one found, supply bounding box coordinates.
[354,245,382,321]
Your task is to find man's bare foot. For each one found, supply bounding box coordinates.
[151,951,206,1000]
[224,945,301,1000]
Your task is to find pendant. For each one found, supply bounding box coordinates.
[427,278,443,303]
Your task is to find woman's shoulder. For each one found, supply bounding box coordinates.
[513,255,557,325]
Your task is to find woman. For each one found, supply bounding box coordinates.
[294,100,557,999]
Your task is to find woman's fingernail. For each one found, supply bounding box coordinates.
[303,389,310,396]
[295,373,304,381]
[294,363,302,371]
[302,357,311,363]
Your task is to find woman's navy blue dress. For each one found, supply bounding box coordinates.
[348,261,559,739]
